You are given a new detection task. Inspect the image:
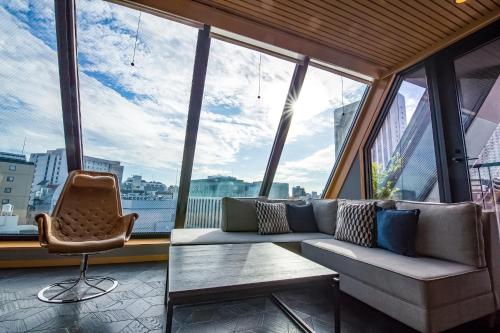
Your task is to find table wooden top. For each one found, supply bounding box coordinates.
[168,242,337,298]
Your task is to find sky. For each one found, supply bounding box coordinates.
[0,0,367,196]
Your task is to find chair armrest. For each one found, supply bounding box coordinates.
[120,213,138,241]
[35,213,51,247]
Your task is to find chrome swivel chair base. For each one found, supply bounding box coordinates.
[37,254,118,303]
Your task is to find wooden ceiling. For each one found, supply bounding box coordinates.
[127,0,500,79]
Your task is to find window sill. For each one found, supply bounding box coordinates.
[0,238,169,250]
[0,238,169,268]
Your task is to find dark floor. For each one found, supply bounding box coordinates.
[0,262,496,333]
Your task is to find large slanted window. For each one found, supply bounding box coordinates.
[368,66,439,201]
[76,0,198,235]
[0,1,68,236]
[186,38,295,227]
[454,38,500,214]
[270,66,368,199]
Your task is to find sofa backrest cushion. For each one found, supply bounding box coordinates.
[221,197,261,232]
[372,199,396,209]
[396,200,486,267]
[309,199,338,235]
[266,199,306,205]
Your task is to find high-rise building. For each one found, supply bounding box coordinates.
[0,152,35,225]
[333,101,360,159]
[190,176,252,197]
[371,93,407,169]
[28,149,123,212]
[267,182,289,198]
[292,185,306,198]
[84,156,124,183]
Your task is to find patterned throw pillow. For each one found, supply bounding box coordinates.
[334,200,376,247]
[256,201,291,235]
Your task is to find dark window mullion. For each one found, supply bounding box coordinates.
[54,0,83,171]
[426,58,454,202]
[174,25,211,229]
[259,57,310,197]
[426,54,470,202]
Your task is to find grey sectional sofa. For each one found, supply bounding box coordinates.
[170,197,500,333]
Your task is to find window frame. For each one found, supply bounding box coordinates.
[6,176,14,182]
[4,188,12,194]
[364,21,500,203]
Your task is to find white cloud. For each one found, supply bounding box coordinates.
[273,145,334,190]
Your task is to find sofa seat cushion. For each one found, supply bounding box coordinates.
[171,228,333,246]
[302,239,492,308]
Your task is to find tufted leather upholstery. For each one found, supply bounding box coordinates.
[36,170,138,254]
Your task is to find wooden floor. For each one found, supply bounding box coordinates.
[0,262,496,333]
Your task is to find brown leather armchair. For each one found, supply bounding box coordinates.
[36,170,138,303]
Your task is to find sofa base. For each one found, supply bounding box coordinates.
[342,273,495,333]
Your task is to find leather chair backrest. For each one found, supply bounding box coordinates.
[52,170,123,242]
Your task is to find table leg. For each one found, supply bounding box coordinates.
[333,276,340,332]
[166,299,173,333]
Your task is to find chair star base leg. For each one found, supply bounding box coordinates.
[37,254,118,303]
[37,276,118,303]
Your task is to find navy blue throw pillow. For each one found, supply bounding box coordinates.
[286,204,318,232]
[376,208,420,256]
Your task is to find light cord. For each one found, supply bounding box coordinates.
[131,12,142,66]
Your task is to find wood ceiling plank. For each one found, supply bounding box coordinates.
[461,2,486,19]
[340,0,441,44]
[430,0,477,22]
[382,9,500,77]
[254,0,416,58]
[314,0,431,48]
[397,0,462,31]
[286,0,418,53]
[465,0,490,14]
[224,0,404,63]
[291,0,426,52]
[211,0,400,66]
[478,0,498,11]
[371,0,455,36]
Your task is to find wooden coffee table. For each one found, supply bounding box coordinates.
[165,242,340,332]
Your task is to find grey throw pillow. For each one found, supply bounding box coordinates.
[221,197,260,232]
[256,201,291,235]
[334,200,376,247]
[310,199,338,235]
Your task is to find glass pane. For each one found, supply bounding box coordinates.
[370,66,439,201]
[454,38,500,217]
[271,66,368,199]
[187,39,295,227]
[0,1,67,235]
[76,0,198,234]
